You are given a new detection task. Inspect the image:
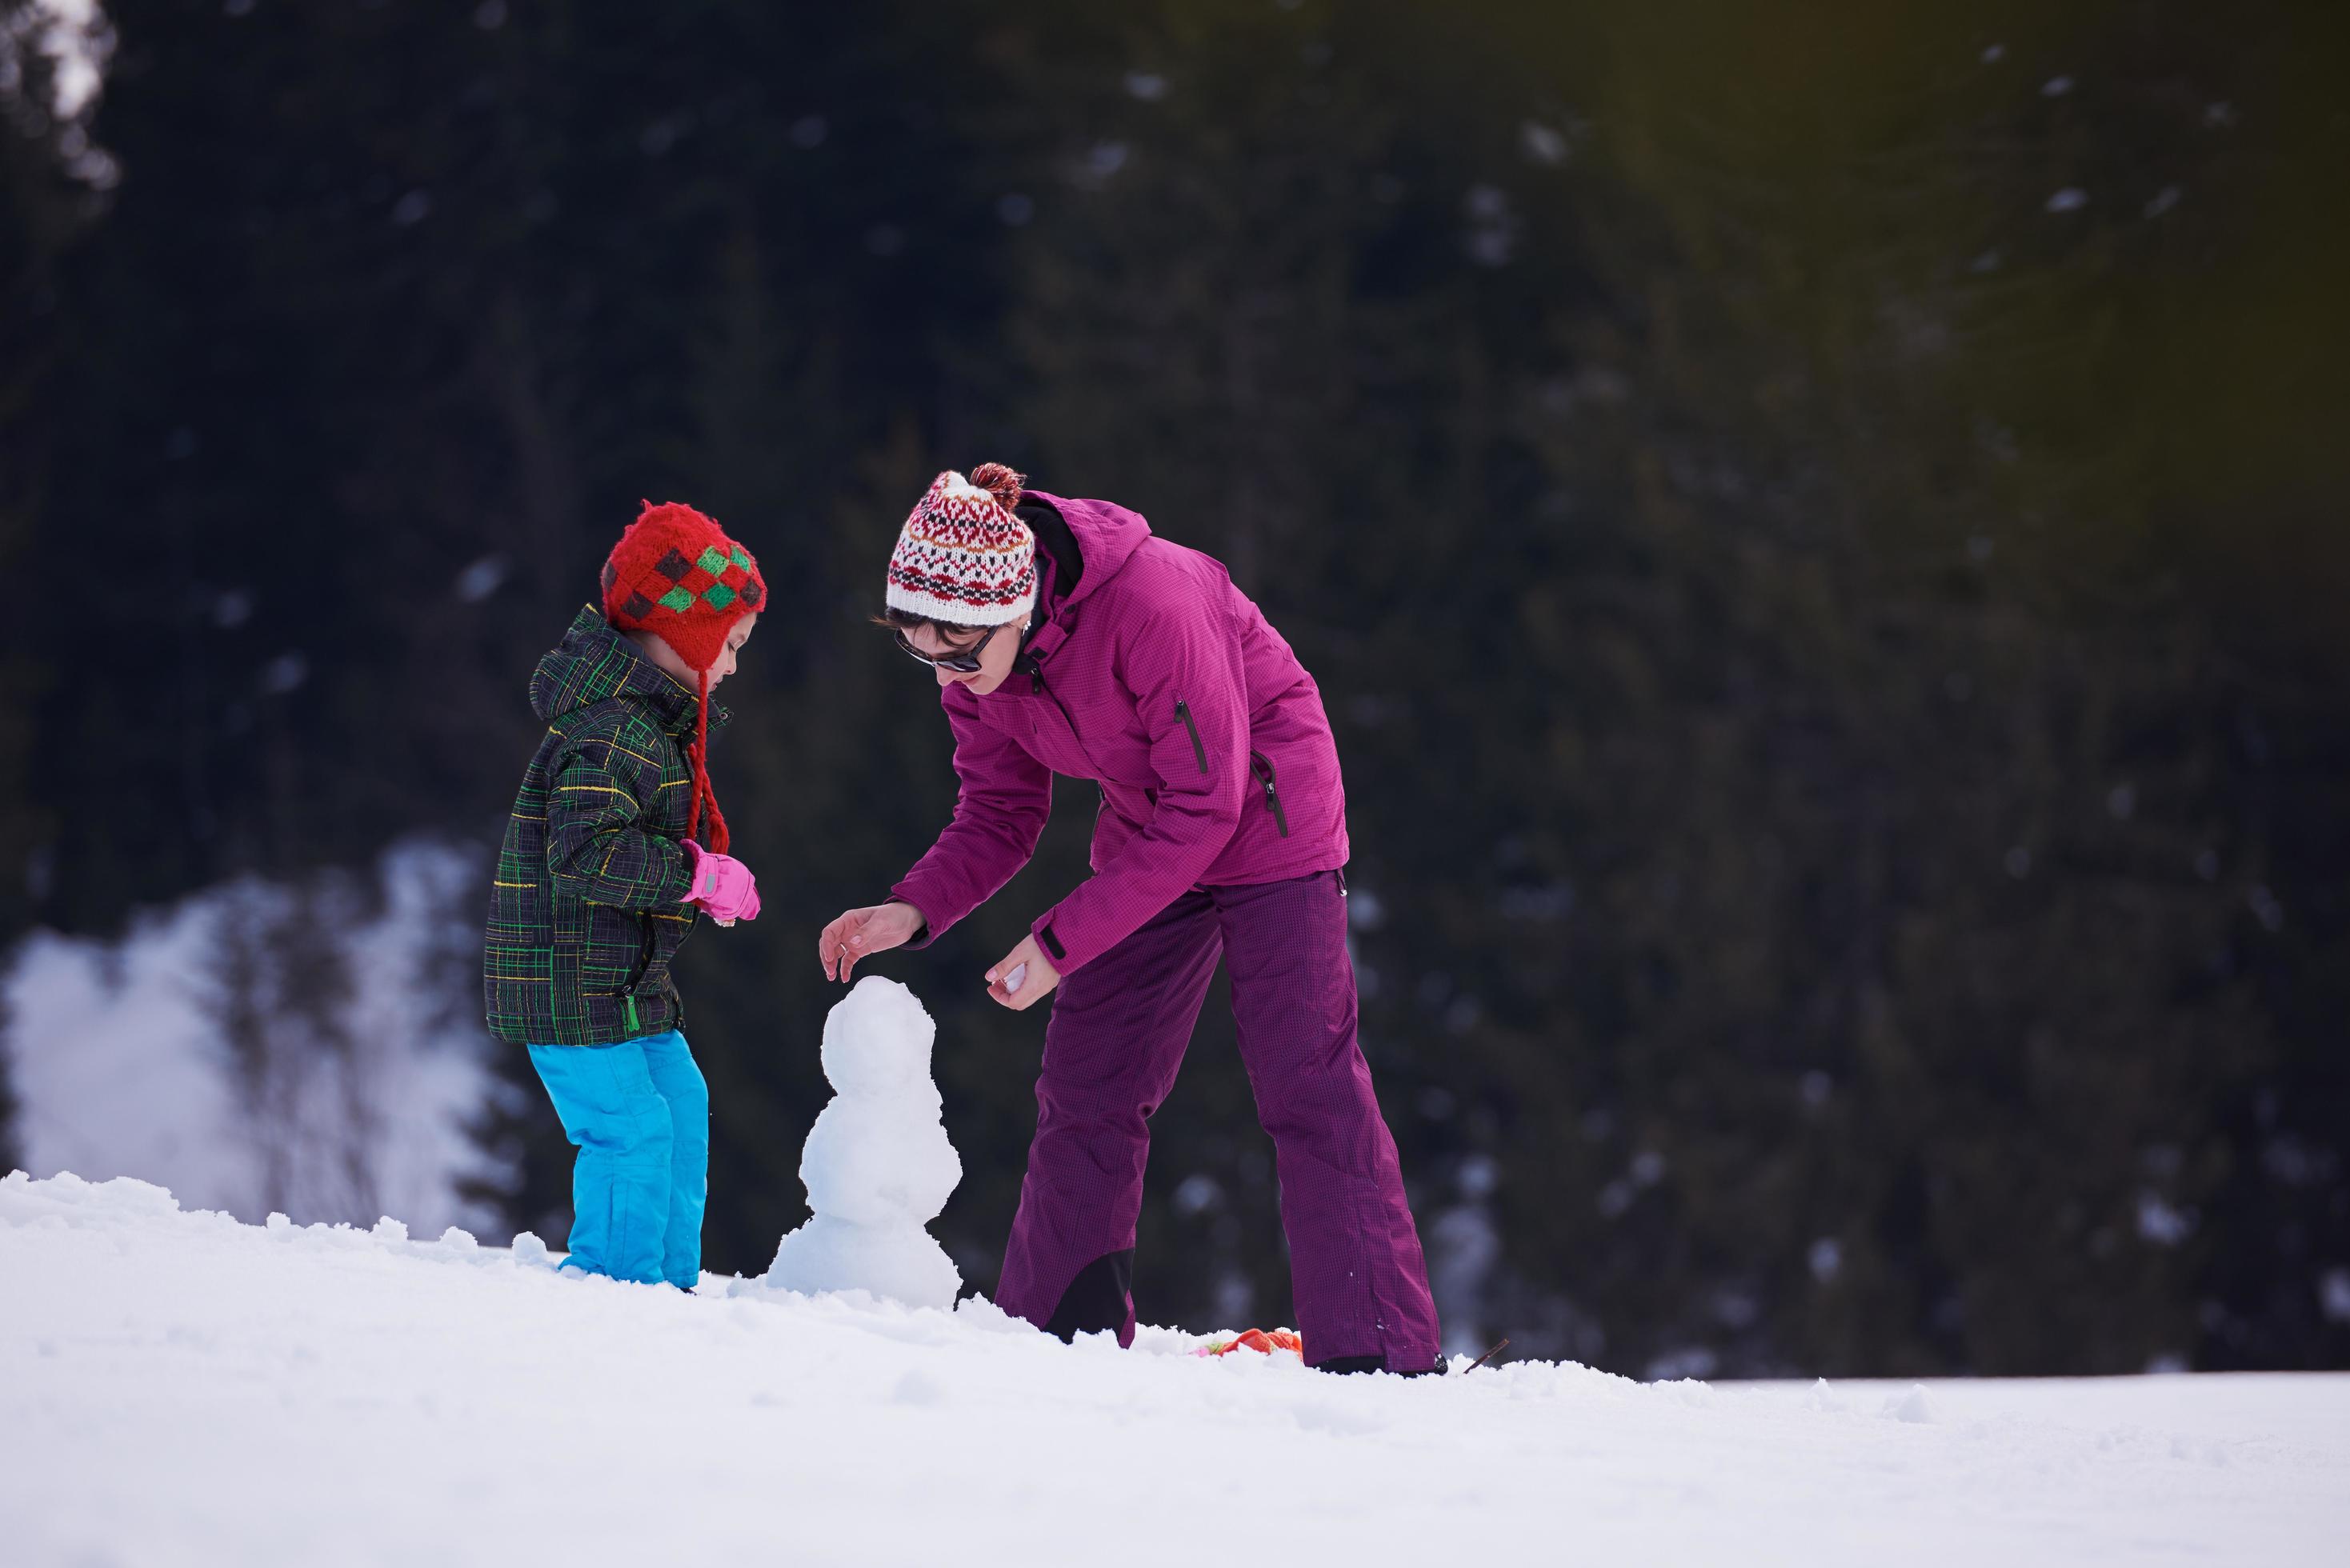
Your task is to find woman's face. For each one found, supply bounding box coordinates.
[906,618,1025,697]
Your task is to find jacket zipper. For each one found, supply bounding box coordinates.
[1031,666,1083,738]
[618,912,661,1036]
[1174,698,1209,774]
[629,915,656,990]
[1027,662,1111,780]
[1249,750,1290,838]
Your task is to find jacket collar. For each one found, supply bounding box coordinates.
[1019,490,1152,670]
[530,604,728,738]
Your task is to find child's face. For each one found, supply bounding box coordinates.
[633,613,757,692]
[708,613,757,690]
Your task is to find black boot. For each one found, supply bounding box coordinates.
[1041,1249,1135,1342]
[1312,1353,1441,1377]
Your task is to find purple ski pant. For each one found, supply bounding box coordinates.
[995,870,1442,1370]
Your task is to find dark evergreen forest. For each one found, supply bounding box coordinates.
[3,0,2344,1377]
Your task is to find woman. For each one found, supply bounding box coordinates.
[817,465,1440,1374]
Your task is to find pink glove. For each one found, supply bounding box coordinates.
[682,841,760,925]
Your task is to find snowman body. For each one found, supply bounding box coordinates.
[763,976,963,1310]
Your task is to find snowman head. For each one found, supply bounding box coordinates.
[821,975,938,1097]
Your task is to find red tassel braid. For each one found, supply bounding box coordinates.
[687,666,730,854]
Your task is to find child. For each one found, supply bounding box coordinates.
[482,501,765,1288]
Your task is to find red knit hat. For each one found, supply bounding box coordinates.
[600,501,766,854]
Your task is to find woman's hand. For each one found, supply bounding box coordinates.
[818,901,925,982]
[986,935,1061,1011]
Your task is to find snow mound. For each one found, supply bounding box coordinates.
[760,976,963,1310]
[5,1170,2349,1567]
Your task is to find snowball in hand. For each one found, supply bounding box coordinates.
[763,976,964,1310]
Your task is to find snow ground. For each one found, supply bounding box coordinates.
[4,1174,2345,1568]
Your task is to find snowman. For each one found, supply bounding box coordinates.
[762,975,963,1310]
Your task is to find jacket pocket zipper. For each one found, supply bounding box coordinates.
[1249,750,1290,838]
[630,918,656,992]
[1175,698,1209,774]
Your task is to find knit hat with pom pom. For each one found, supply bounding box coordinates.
[601,501,766,854]
[886,465,1036,626]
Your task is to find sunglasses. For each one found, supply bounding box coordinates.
[895,618,1013,674]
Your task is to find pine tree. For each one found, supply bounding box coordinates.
[1355,0,2350,1374]
[0,0,89,943]
[954,0,1538,1329]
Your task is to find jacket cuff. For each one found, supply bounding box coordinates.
[891,896,938,950]
[888,878,951,948]
[661,841,697,906]
[1029,909,1087,974]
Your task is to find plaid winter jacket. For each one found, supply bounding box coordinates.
[482,605,720,1046]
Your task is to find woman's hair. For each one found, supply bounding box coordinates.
[873,462,1026,635]
[872,605,963,635]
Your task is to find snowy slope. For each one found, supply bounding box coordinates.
[3,1174,2345,1568]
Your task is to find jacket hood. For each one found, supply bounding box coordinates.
[530,604,723,735]
[1023,490,1151,618]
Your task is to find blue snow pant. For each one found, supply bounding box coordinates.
[526,1030,708,1289]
